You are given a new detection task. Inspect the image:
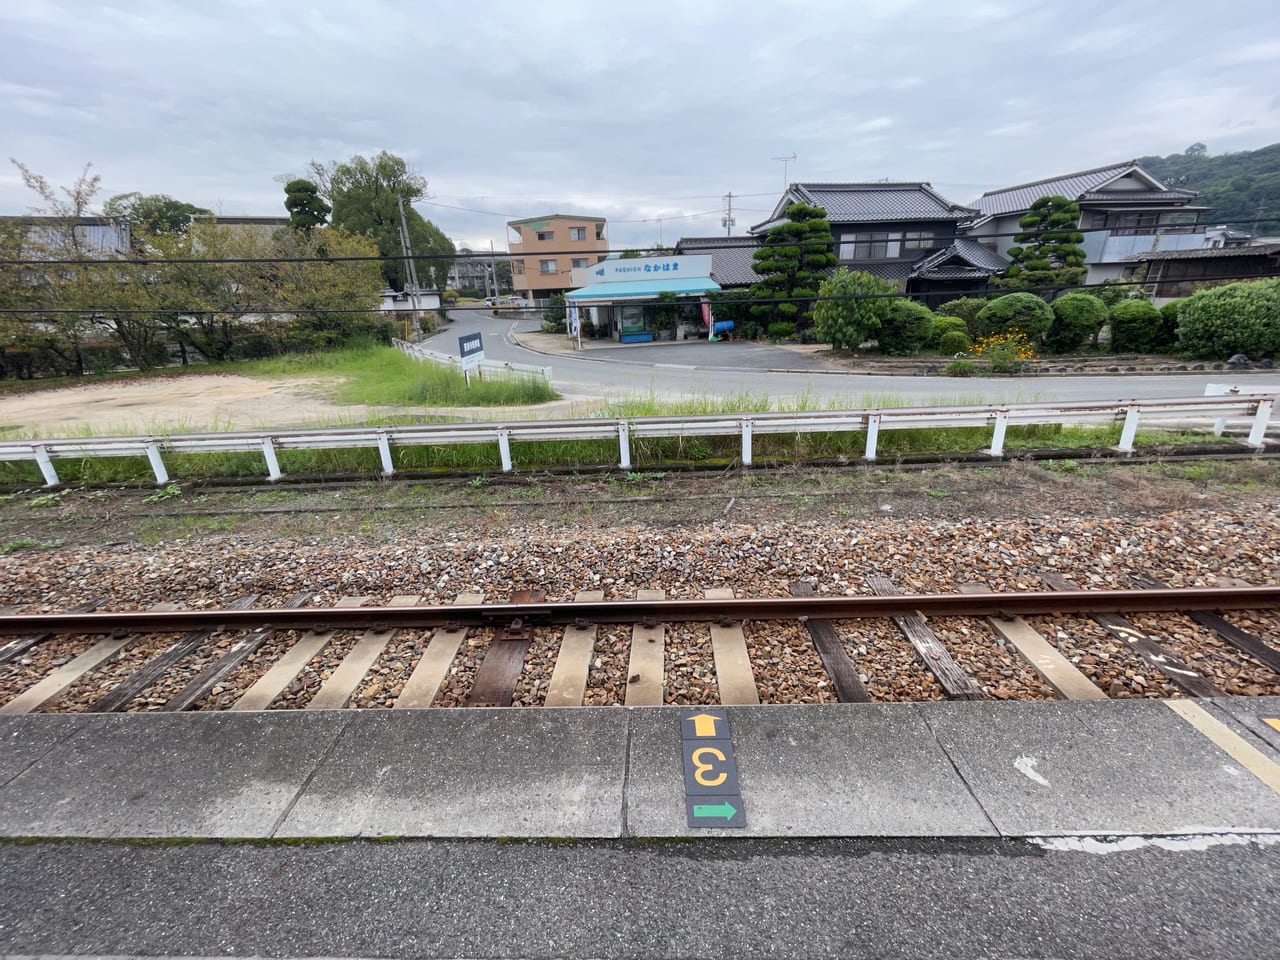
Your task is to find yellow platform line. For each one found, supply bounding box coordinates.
[1165,700,1280,796]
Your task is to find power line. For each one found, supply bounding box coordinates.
[7,268,1280,317]
[4,219,1277,268]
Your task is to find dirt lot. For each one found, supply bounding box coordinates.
[0,374,587,436]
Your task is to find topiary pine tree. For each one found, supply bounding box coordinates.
[993,194,1086,296]
[284,178,331,233]
[749,202,837,332]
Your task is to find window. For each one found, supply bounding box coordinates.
[539,259,558,274]
[536,230,554,241]
[595,225,606,240]
[902,231,936,252]
[1110,212,1160,236]
[568,227,586,241]
[513,261,524,275]
[572,258,590,268]
[840,232,896,259]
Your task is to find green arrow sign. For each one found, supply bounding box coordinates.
[692,800,738,821]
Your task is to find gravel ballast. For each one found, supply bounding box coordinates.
[2,473,1278,709]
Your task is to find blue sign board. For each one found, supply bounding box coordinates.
[458,333,485,371]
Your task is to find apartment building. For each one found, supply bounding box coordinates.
[507,214,608,299]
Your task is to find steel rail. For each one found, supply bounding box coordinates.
[0,587,1276,637]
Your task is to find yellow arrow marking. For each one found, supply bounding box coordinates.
[690,713,722,738]
[1265,718,1280,733]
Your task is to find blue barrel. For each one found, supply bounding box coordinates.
[713,320,735,336]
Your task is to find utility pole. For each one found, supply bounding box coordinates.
[721,192,736,236]
[771,152,797,189]
[396,194,423,337]
[489,240,499,297]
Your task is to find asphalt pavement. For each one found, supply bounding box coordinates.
[432,309,1278,407]
[3,836,1278,959]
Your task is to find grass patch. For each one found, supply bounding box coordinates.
[240,343,558,407]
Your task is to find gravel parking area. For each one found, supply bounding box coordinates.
[1,463,1278,708]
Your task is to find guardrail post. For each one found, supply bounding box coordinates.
[32,445,59,487]
[1116,403,1141,454]
[617,422,631,469]
[1248,398,1274,448]
[144,442,170,485]
[985,410,1010,458]
[864,414,881,461]
[497,429,513,472]
[261,438,283,482]
[376,432,395,476]
[740,419,753,467]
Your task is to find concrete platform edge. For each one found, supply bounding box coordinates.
[1,700,1279,841]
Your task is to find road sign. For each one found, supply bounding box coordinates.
[458,333,484,370]
[681,709,746,829]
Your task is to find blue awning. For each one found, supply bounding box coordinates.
[568,277,721,301]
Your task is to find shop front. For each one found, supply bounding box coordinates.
[567,255,720,343]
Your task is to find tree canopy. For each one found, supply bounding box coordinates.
[103,192,212,234]
[321,151,454,291]
[811,268,896,350]
[1138,142,1280,234]
[748,202,837,331]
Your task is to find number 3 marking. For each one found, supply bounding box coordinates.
[691,747,728,787]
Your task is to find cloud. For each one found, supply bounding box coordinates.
[1,0,1279,249]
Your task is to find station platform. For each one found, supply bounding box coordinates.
[3,698,1280,841]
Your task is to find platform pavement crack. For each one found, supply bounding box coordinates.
[620,710,633,839]
[0,717,92,791]
[917,705,1003,838]
[266,712,356,838]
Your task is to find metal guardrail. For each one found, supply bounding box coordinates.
[392,338,552,382]
[0,392,1273,487]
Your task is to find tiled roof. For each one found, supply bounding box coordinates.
[842,259,916,282]
[909,238,1008,278]
[791,182,978,223]
[972,162,1193,218]
[673,235,762,286]
[1077,189,1200,203]
[1125,242,1280,262]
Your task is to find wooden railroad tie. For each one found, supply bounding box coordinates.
[789,582,871,703]
[866,576,983,700]
[1130,574,1280,676]
[1042,572,1227,699]
[465,589,546,708]
[0,598,103,666]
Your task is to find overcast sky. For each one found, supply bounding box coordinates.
[3,0,1279,250]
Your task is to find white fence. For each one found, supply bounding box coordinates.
[393,338,551,382]
[0,392,1273,487]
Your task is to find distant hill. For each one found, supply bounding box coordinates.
[1137,142,1280,234]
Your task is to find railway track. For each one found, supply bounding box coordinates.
[1,579,1278,714]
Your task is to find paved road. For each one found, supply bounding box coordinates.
[2,836,1277,959]
[431,310,1273,407]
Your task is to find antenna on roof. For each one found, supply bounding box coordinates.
[771,153,797,189]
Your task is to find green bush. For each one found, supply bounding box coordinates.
[878,300,935,356]
[937,297,988,337]
[1109,299,1167,353]
[1176,277,1280,359]
[767,321,797,341]
[442,289,459,304]
[931,315,968,346]
[974,293,1053,341]
[1045,293,1108,354]
[938,330,971,355]
[944,359,976,377]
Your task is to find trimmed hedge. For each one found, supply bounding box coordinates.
[974,293,1053,340]
[937,297,988,337]
[878,300,935,356]
[1109,299,1168,353]
[931,315,968,346]
[1176,278,1280,359]
[1045,293,1107,354]
[938,330,971,355]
